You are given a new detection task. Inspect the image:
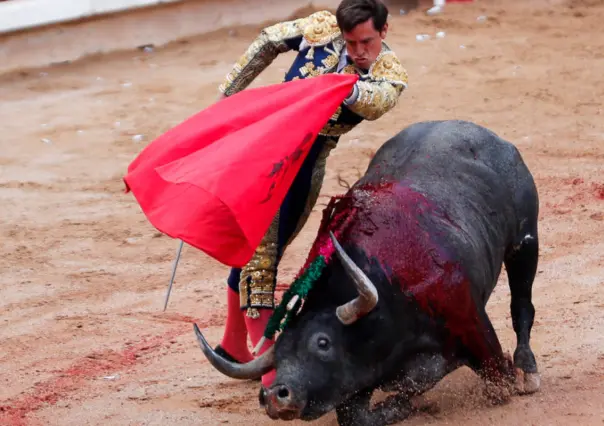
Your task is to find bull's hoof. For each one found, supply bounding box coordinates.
[514,368,541,395]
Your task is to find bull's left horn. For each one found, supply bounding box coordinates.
[193,323,274,380]
[330,231,379,325]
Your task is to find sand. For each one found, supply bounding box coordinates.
[0,0,603,424]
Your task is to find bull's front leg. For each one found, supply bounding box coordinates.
[335,388,373,426]
[335,388,412,426]
[335,353,452,426]
[463,308,517,404]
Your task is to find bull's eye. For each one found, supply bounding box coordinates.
[317,337,330,350]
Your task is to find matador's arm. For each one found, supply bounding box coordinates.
[343,51,409,121]
[218,18,306,96]
[218,10,343,97]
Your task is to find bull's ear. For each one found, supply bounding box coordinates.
[329,232,379,325]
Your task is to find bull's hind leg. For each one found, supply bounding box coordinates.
[504,227,540,394]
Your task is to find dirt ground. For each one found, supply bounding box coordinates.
[1,0,603,425]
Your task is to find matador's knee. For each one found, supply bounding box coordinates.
[239,212,280,318]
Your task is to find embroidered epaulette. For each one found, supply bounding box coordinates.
[302,10,341,47]
[368,51,409,87]
[263,18,305,43]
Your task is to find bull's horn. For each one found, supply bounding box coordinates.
[193,323,274,380]
[330,231,379,325]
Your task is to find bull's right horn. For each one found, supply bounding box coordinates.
[193,323,274,380]
[330,231,379,325]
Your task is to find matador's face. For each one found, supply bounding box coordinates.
[342,18,388,70]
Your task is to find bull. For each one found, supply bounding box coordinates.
[194,120,541,425]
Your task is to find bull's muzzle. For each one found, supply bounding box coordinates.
[263,383,304,420]
[193,323,274,380]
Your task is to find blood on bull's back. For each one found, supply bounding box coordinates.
[335,179,503,368]
[356,119,538,302]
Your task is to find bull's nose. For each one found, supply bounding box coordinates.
[270,384,292,406]
[265,384,302,420]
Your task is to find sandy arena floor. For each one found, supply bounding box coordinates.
[0,0,603,425]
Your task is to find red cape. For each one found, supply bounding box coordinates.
[124,73,359,268]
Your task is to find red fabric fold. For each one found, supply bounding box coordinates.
[123,73,359,267]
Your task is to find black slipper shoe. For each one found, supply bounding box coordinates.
[213,344,261,382]
[213,344,242,363]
